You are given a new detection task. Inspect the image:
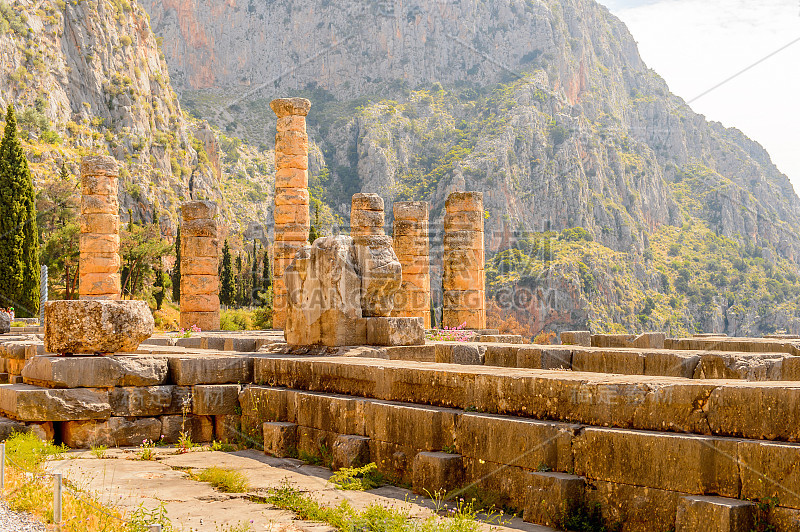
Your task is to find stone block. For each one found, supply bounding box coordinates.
[181,257,219,276]
[180,293,220,313]
[159,414,213,444]
[394,201,428,221]
[181,236,219,258]
[523,472,586,527]
[22,355,169,388]
[0,416,27,440]
[591,332,666,349]
[62,417,161,448]
[174,337,203,349]
[275,152,308,170]
[560,331,590,346]
[274,204,310,225]
[275,187,310,206]
[412,451,464,495]
[275,168,308,188]
[80,174,117,196]
[586,480,681,532]
[707,385,800,441]
[263,421,298,457]
[352,193,385,212]
[0,313,8,334]
[80,213,119,235]
[0,384,111,421]
[181,275,219,295]
[517,347,572,369]
[443,230,484,251]
[27,421,54,441]
[366,401,458,451]
[644,351,701,378]
[78,253,121,274]
[351,209,385,229]
[483,345,519,367]
[80,155,118,178]
[675,496,755,532]
[738,440,800,508]
[271,97,311,117]
[457,413,577,472]
[181,200,218,221]
[168,356,253,385]
[179,311,220,331]
[79,272,122,296]
[79,233,120,254]
[109,386,175,417]
[435,344,484,365]
[445,191,483,213]
[572,427,740,497]
[366,317,424,346]
[81,194,118,215]
[443,211,483,231]
[181,218,217,238]
[6,359,24,375]
[332,435,371,470]
[572,349,645,375]
[214,414,241,443]
[192,384,241,416]
[296,391,367,436]
[223,337,259,352]
[44,300,154,354]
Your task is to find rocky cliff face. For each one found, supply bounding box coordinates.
[0,0,275,234]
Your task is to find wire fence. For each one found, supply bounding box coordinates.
[0,442,164,532]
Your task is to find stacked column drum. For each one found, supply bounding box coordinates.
[391,201,431,328]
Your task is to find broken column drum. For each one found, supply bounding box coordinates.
[392,201,431,328]
[442,191,486,329]
[271,97,311,330]
[79,155,121,300]
[180,201,220,331]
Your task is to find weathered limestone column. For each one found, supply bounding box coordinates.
[351,193,401,317]
[442,191,486,329]
[392,201,431,328]
[271,97,311,329]
[79,156,121,300]
[180,201,220,331]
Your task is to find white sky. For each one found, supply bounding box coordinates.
[601,0,800,193]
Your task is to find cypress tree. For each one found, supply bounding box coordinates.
[172,225,181,302]
[153,267,165,310]
[0,105,40,317]
[220,239,234,306]
[262,249,271,290]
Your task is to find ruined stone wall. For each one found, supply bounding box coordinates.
[391,201,431,328]
[442,192,485,329]
[180,201,220,331]
[79,156,121,300]
[271,98,311,330]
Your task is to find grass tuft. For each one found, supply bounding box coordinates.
[192,466,250,493]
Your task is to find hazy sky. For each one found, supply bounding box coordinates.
[601,0,800,194]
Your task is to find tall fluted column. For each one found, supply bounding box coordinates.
[180,201,220,331]
[442,191,486,329]
[271,97,311,330]
[392,201,431,328]
[79,156,121,300]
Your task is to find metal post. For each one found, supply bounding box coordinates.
[149,525,162,532]
[0,442,5,490]
[53,473,62,531]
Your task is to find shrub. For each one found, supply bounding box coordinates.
[194,466,250,493]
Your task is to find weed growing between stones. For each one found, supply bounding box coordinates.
[425,323,475,342]
[258,481,488,532]
[299,442,334,468]
[210,440,238,452]
[329,463,385,491]
[751,497,779,532]
[191,466,250,493]
[90,444,108,458]
[557,501,622,532]
[137,438,156,460]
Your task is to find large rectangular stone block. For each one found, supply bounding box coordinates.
[109,386,175,416]
[644,350,701,378]
[263,421,298,457]
[738,440,800,509]
[367,401,459,451]
[573,427,740,497]
[22,355,169,388]
[523,472,585,527]
[586,480,681,532]
[675,496,755,532]
[0,384,111,421]
[517,346,572,369]
[412,451,463,495]
[62,417,161,448]
[168,355,253,385]
[214,414,241,443]
[572,349,645,375]
[366,317,424,346]
[707,385,800,441]
[456,413,578,472]
[192,384,241,416]
[296,390,367,436]
[332,435,370,470]
[159,414,213,444]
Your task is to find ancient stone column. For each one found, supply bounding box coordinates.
[442,191,486,329]
[350,193,401,317]
[271,97,311,330]
[180,201,220,331]
[79,155,121,300]
[392,201,431,328]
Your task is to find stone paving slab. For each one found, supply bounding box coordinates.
[47,449,555,532]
